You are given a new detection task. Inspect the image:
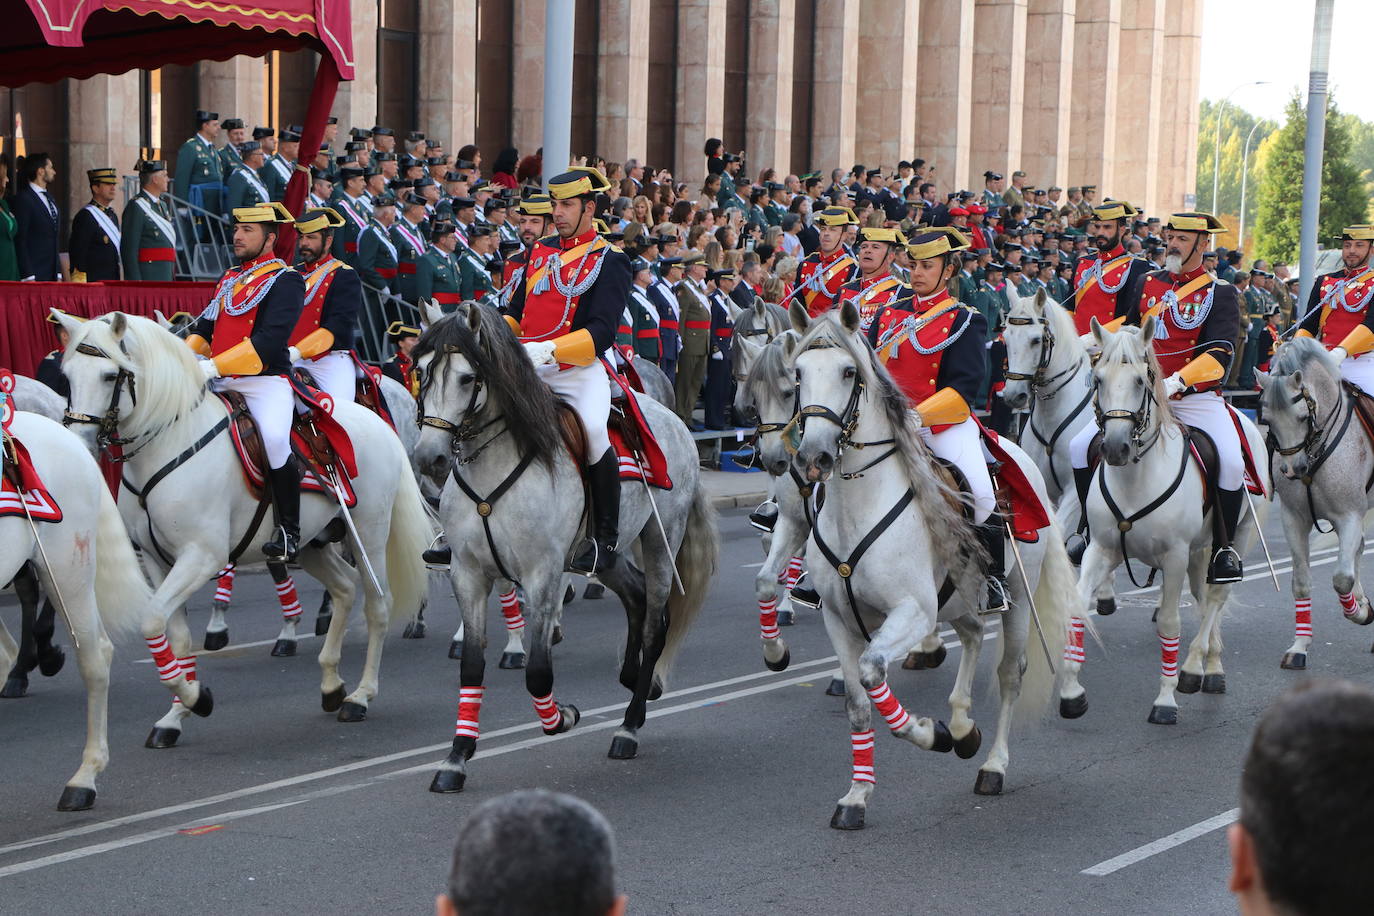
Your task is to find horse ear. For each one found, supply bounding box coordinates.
[1289,368,1304,389]
[1090,316,1105,345]
[1034,288,1047,311]
[753,296,768,320]
[1254,369,1270,390]
[1140,314,1157,344]
[838,298,861,335]
[109,311,128,339]
[788,300,811,335]
[50,308,84,339]
[781,330,798,357]
[153,309,172,329]
[420,298,446,327]
[465,302,483,334]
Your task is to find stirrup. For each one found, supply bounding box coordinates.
[749,500,779,532]
[984,576,1010,614]
[1207,545,1243,584]
[1065,530,1088,566]
[790,576,821,609]
[569,538,615,575]
[262,526,299,563]
[423,541,452,567]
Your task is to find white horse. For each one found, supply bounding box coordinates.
[0,411,150,810]
[1258,336,1374,667]
[789,303,1074,829]
[1067,318,1269,724]
[413,302,717,793]
[57,311,430,745]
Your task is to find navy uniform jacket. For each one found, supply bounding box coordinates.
[13,185,60,280]
[68,204,121,281]
[35,350,69,399]
[504,235,631,354]
[709,292,733,363]
[649,280,681,361]
[191,267,306,376]
[299,259,361,353]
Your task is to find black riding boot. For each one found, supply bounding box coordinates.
[1065,465,1095,565]
[262,457,301,563]
[979,516,1010,613]
[1208,487,1245,584]
[749,499,779,532]
[570,450,621,575]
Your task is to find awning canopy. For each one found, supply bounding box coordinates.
[5,0,355,86]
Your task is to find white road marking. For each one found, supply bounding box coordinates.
[1118,543,1374,597]
[1081,808,1239,876]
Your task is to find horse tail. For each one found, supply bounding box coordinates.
[1012,519,1076,719]
[384,449,433,627]
[92,480,152,640]
[657,477,719,687]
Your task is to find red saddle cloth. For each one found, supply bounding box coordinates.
[1223,401,1266,497]
[349,353,397,431]
[976,420,1051,543]
[603,360,672,490]
[0,406,62,523]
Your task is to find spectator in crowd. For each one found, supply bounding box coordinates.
[13,152,61,280]
[68,167,122,282]
[490,147,519,189]
[780,212,804,259]
[0,154,18,281]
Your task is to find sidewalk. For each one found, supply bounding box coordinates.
[702,467,769,510]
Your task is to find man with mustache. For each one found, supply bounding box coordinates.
[1068,200,1154,338]
[1296,225,1374,396]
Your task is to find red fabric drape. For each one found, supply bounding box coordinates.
[274,54,342,260]
[0,281,214,376]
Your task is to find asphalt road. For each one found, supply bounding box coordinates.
[1,506,1370,915]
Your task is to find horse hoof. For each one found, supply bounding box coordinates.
[649,676,664,701]
[1059,693,1088,719]
[337,701,367,723]
[448,640,462,660]
[552,625,564,646]
[563,583,575,605]
[608,735,638,760]
[903,644,947,670]
[777,608,795,627]
[0,676,28,698]
[270,639,297,658]
[314,614,332,637]
[188,686,214,718]
[825,677,846,697]
[57,785,96,812]
[1096,597,1117,617]
[764,646,791,672]
[1176,672,1202,694]
[145,726,180,749]
[546,704,580,736]
[321,685,346,713]
[203,630,229,651]
[402,620,427,639]
[1147,704,1178,725]
[498,651,526,670]
[428,768,466,794]
[953,724,982,760]
[1280,651,1307,670]
[830,804,866,830]
[1201,673,1227,694]
[931,720,954,754]
[583,582,605,600]
[974,770,1004,796]
[38,646,65,677]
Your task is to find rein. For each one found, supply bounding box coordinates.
[1093,361,1162,461]
[1267,382,1364,534]
[1007,313,1094,492]
[62,342,139,455]
[1096,435,1193,589]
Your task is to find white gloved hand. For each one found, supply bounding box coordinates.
[199,358,220,381]
[287,346,302,364]
[523,340,557,366]
[1332,346,1349,362]
[1163,374,1186,398]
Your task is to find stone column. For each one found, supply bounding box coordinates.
[810,0,860,173]
[674,0,727,179]
[331,0,378,130]
[970,0,1028,181]
[418,0,479,149]
[1112,0,1165,213]
[1021,0,1075,191]
[1067,0,1121,192]
[66,73,142,218]
[916,0,975,191]
[597,0,651,163]
[745,0,795,176]
[1155,0,1203,213]
[855,0,920,171]
[510,0,548,161]
[200,56,267,126]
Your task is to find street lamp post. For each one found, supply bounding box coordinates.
[1238,120,1265,251]
[1211,80,1270,214]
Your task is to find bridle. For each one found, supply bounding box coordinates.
[1004,314,1084,399]
[1092,358,1162,460]
[416,345,502,460]
[61,341,139,456]
[1267,383,1337,461]
[795,340,896,480]
[731,313,781,384]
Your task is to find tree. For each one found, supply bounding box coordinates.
[1195,98,1277,217]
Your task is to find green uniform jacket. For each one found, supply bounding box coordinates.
[329,192,370,264]
[219,144,244,182]
[226,166,269,212]
[629,294,660,360]
[675,282,711,357]
[415,247,462,308]
[971,284,1004,339]
[261,155,294,201]
[119,191,177,282]
[356,220,400,296]
[457,248,494,302]
[390,220,427,303]
[765,201,786,227]
[174,135,224,214]
[716,172,737,208]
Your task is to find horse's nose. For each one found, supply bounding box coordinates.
[767,455,788,476]
[1005,390,1028,410]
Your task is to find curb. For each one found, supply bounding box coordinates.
[711,492,767,510]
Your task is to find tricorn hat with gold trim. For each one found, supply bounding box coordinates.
[232,201,294,225]
[294,207,346,235]
[1165,212,1226,234]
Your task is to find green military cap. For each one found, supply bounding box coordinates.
[252,126,275,140]
[222,118,245,130]
[135,158,167,174]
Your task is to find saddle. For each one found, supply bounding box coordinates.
[219,386,358,508]
[1086,426,1217,511]
[552,393,673,491]
[291,357,396,432]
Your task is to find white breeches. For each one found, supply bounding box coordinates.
[1341,352,1374,397]
[1069,391,1244,490]
[294,351,356,407]
[919,417,995,524]
[539,360,611,459]
[215,374,294,468]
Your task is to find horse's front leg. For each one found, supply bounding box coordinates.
[857,595,951,753]
[1147,550,1191,725]
[525,567,580,740]
[430,564,495,793]
[1279,500,1314,669]
[1061,540,1115,718]
[755,508,805,672]
[945,611,986,760]
[1331,512,1371,626]
[496,586,527,669]
[204,563,233,652]
[142,551,220,747]
[821,611,875,830]
[267,560,304,658]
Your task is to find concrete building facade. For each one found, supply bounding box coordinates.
[0,0,1202,225]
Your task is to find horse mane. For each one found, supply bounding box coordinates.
[413,303,563,468]
[744,330,795,398]
[67,312,205,435]
[1271,334,1337,378]
[1008,290,1084,362]
[793,313,980,576]
[1096,323,1179,432]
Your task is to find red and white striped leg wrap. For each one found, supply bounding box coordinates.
[759,597,780,640]
[213,566,235,605]
[1295,598,1313,639]
[532,693,563,731]
[1064,617,1086,664]
[850,730,876,784]
[275,576,303,622]
[454,686,484,739]
[1159,633,1180,678]
[784,555,804,590]
[171,655,197,704]
[499,590,525,632]
[146,635,181,682]
[866,682,911,733]
[1339,591,1359,619]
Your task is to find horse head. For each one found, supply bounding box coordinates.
[731,297,787,385]
[1092,315,1171,467]
[735,329,800,477]
[1258,336,1342,481]
[789,299,867,483]
[1001,288,1048,410]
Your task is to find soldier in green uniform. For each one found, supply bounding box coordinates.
[955,250,979,305]
[218,118,247,180]
[458,223,497,305]
[673,251,712,426]
[174,109,224,216]
[415,219,464,312]
[120,159,178,282]
[390,192,429,305]
[226,141,271,211]
[971,261,1007,334]
[329,166,370,264]
[261,127,299,201]
[716,152,742,207]
[356,193,401,324]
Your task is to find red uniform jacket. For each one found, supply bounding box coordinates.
[796,247,858,317]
